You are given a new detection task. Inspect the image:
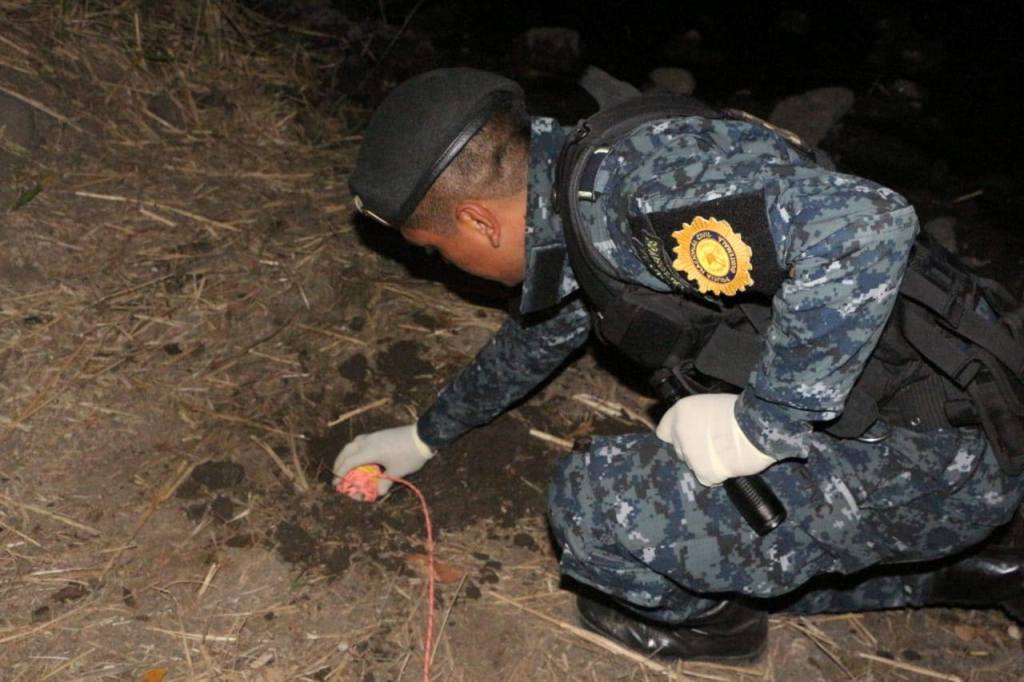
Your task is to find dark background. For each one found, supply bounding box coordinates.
[321,0,1023,172]
[252,0,1024,234]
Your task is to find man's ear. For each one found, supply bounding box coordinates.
[454,201,501,248]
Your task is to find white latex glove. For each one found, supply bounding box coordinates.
[332,424,434,497]
[655,393,775,487]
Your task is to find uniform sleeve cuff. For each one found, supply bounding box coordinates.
[734,388,817,461]
[415,411,460,450]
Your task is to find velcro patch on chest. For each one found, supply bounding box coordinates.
[629,191,785,298]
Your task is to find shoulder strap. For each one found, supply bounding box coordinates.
[902,236,1024,377]
[556,94,729,310]
[900,268,1024,378]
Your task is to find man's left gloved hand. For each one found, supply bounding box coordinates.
[655,393,775,487]
[331,424,434,497]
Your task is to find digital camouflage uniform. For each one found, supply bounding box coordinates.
[416,116,1024,621]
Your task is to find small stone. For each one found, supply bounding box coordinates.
[646,67,696,96]
[770,87,856,147]
[1008,623,1021,641]
[953,623,982,642]
[579,65,640,109]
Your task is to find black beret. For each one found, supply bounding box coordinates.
[349,68,524,228]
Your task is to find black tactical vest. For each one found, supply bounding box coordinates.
[554,95,1024,474]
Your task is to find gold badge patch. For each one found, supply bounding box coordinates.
[671,216,753,296]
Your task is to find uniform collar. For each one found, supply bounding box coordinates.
[519,117,577,315]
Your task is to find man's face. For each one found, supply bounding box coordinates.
[400,195,527,286]
[400,226,510,283]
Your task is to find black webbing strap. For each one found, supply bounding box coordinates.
[693,324,761,386]
[900,301,987,386]
[900,268,1024,377]
[970,370,1024,475]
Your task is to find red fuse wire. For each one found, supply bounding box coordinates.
[337,465,435,682]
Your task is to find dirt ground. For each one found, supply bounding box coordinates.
[2,4,1023,681]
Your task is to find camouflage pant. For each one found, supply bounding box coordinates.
[548,426,1023,623]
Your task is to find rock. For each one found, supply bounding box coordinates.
[521,27,582,76]
[645,67,696,96]
[0,91,39,151]
[769,86,855,147]
[923,216,957,253]
[579,65,640,109]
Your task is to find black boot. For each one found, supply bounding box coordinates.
[920,546,1024,622]
[576,593,767,662]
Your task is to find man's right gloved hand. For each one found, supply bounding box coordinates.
[655,393,775,487]
[331,424,434,498]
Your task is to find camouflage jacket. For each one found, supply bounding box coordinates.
[417,115,920,462]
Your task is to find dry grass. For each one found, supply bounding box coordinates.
[1,2,1022,680]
